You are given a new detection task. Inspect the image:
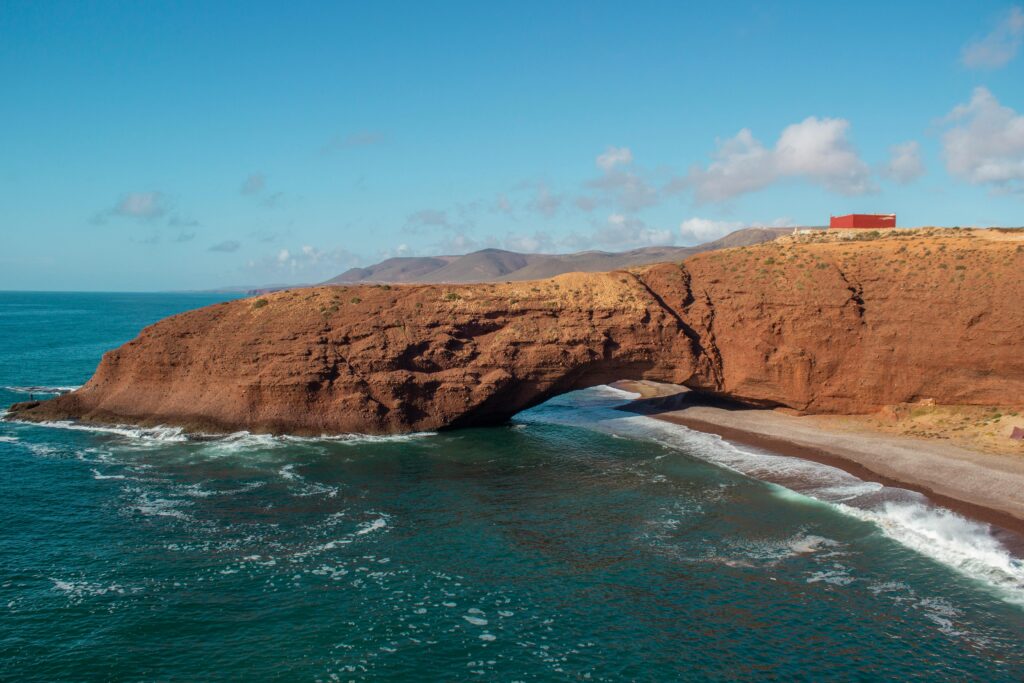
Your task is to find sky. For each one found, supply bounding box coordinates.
[2,1,1024,291]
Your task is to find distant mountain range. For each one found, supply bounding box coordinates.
[324,227,794,285]
[216,227,797,294]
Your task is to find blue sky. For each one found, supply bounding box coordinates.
[2,1,1023,291]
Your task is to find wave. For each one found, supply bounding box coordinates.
[837,502,1024,604]
[8,417,435,448]
[127,489,193,521]
[289,514,392,561]
[639,423,1024,605]
[51,578,129,601]
[526,386,1024,607]
[281,431,436,445]
[355,516,388,535]
[646,424,1024,605]
[90,468,127,480]
[2,385,80,395]
[276,463,341,497]
[202,430,436,450]
[15,419,189,442]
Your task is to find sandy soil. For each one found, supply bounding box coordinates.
[613,380,1024,535]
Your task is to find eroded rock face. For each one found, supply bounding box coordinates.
[9,230,1024,434]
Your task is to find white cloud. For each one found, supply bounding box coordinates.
[774,118,874,193]
[681,129,774,202]
[684,117,874,202]
[961,6,1024,69]
[241,173,265,195]
[679,217,744,242]
[679,217,797,244]
[114,191,167,219]
[586,169,659,211]
[942,87,1024,191]
[579,146,660,211]
[249,245,362,282]
[563,214,673,251]
[405,209,455,231]
[503,231,556,253]
[435,232,489,254]
[882,141,925,184]
[373,243,420,260]
[596,146,633,171]
[527,183,563,217]
[405,202,483,233]
[93,191,176,227]
[239,173,283,207]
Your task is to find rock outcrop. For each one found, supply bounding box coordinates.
[9,229,1024,435]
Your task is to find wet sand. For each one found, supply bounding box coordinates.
[613,381,1024,540]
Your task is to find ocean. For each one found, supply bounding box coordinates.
[1,291,1023,681]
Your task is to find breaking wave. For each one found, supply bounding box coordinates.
[7,418,435,447]
[520,386,1024,607]
[838,502,1024,604]
[2,385,80,395]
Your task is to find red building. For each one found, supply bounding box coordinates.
[829,213,896,229]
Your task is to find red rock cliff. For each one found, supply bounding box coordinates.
[9,229,1024,435]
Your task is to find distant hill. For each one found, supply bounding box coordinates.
[325,227,795,285]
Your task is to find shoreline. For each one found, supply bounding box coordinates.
[613,381,1024,545]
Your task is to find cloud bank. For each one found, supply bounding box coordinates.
[942,87,1024,192]
[683,117,874,203]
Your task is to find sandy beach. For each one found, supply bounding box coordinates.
[614,380,1024,538]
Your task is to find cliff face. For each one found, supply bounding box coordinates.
[9,230,1024,435]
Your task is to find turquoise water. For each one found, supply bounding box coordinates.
[2,292,1024,681]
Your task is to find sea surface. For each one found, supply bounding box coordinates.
[2,291,1024,681]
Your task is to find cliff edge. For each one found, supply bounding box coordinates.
[9,229,1024,435]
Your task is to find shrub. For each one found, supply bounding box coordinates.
[252,298,268,308]
[350,297,362,304]
[443,292,462,301]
